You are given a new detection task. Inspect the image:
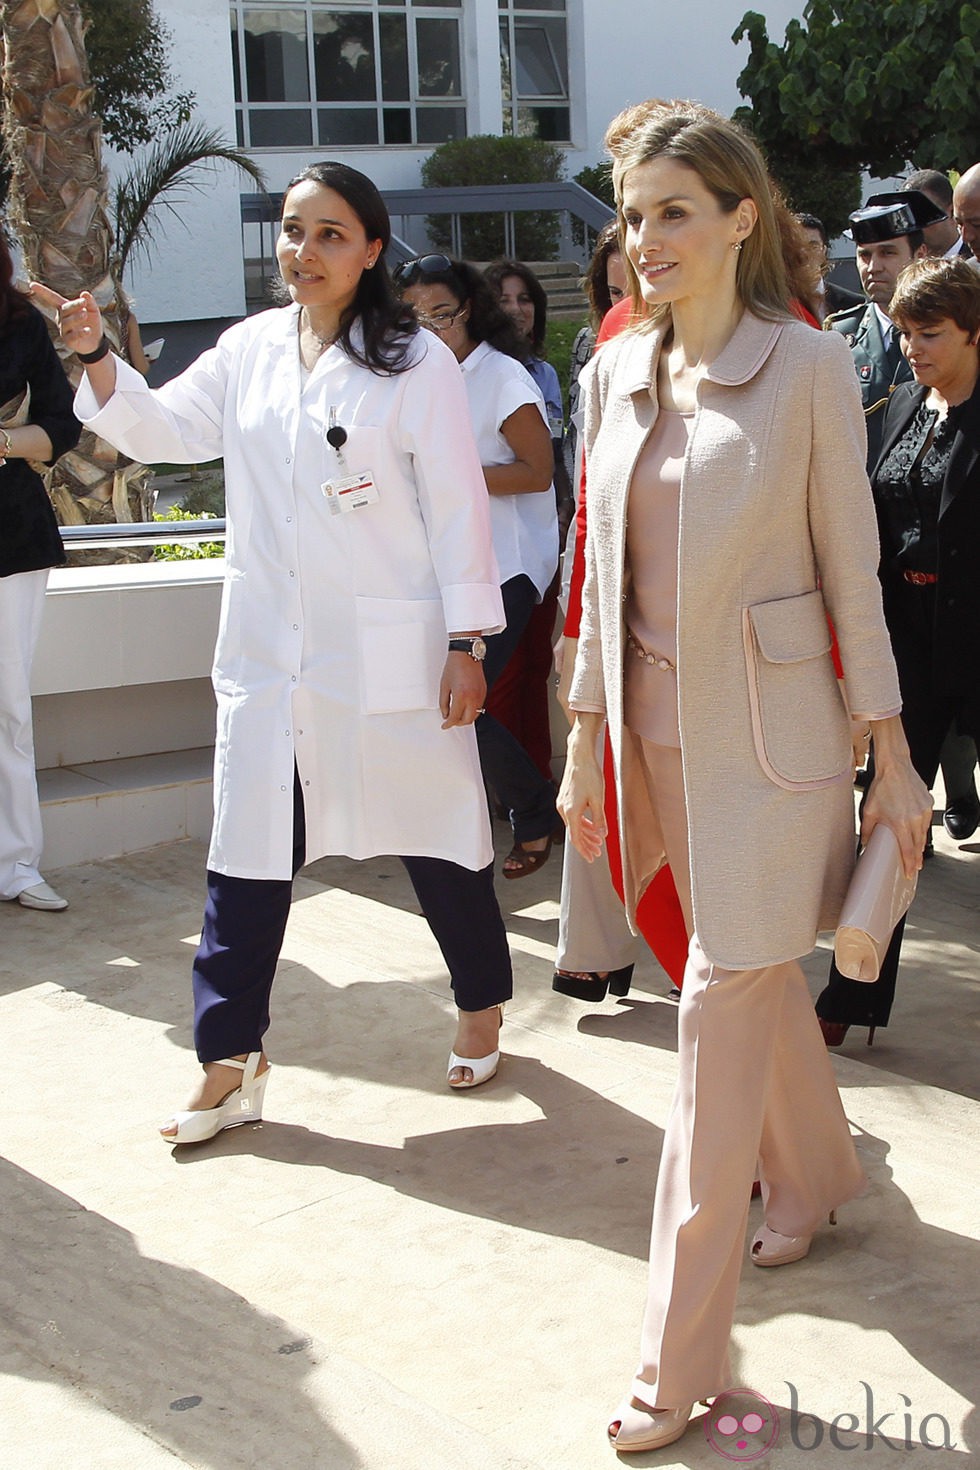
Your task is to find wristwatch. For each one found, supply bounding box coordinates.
[448,636,487,662]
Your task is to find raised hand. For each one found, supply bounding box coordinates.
[29,283,105,357]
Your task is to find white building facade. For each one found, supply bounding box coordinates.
[130,0,801,323]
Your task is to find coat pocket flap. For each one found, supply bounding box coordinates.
[748,589,831,665]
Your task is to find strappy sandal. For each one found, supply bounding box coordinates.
[551,964,634,1002]
[502,834,552,879]
[160,1053,270,1144]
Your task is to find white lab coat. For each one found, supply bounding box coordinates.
[76,305,505,878]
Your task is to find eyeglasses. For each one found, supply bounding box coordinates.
[414,305,467,332]
[392,253,454,286]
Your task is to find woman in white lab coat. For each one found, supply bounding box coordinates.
[33,163,513,1138]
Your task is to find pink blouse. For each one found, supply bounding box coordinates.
[623,408,693,748]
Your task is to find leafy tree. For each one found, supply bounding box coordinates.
[1,0,260,534]
[421,134,565,260]
[1,0,153,528]
[573,161,615,209]
[81,0,193,152]
[113,121,265,278]
[732,0,980,232]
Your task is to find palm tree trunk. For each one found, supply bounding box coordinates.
[1,0,152,531]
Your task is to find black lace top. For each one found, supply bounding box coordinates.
[873,397,956,575]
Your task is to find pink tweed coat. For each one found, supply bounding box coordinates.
[569,310,902,970]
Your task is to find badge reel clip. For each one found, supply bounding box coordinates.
[321,406,379,516]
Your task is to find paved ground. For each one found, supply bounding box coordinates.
[1,809,976,1469]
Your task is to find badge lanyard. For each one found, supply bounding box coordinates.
[320,404,379,516]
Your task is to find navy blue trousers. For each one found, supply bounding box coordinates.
[192,769,512,1061]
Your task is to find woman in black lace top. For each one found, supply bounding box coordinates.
[817,255,980,1045]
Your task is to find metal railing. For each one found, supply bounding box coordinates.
[60,520,227,553]
[242,181,614,305]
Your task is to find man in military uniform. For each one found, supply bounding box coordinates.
[903,169,971,258]
[825,190,943,470]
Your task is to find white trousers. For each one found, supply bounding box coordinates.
[556,834,640,972]
[556,725,639,973]
[0,569,49,898]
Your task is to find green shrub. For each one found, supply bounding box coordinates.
[421,134,566,260]
[544,315,587,416]
[153,506,224,561]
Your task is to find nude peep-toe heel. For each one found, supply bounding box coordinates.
[161,1053,270,1144]
[750,1209,837,1267]
[447,1005,504,1090]
[607,1398,701,1453]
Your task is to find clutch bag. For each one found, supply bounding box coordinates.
[833,824,917,983]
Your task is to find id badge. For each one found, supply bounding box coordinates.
[321,468,379,516]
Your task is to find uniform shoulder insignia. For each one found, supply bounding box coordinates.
[824,305,861,329]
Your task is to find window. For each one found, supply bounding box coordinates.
[231,1,466,148]
[498,0,569,141]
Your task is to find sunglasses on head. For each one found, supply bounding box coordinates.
[392,253,455,286]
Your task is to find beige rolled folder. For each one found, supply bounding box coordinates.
[833,824,918,982]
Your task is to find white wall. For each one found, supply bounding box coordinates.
[115,0,246,323]
[569,0,803,172]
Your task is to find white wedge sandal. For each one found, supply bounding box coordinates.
[161,1053,270,1144]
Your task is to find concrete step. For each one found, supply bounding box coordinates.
[38,747,214,869]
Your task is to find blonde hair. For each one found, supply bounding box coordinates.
[604,99,793,327]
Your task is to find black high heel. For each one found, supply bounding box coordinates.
[818,1018,877,1048]
[551,963,634,1002]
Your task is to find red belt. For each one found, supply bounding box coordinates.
[902,570,938,585]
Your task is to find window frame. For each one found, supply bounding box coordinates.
[498,0,570,142]
[231,0,467,149]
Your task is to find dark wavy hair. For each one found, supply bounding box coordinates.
[483,259,548,354]
[582,219,624,329]
[395,256,530,363]
[281,162,418,375]
[0,232,31,329]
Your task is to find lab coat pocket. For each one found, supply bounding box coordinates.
[742,589,850,790]
[356,596,444,714]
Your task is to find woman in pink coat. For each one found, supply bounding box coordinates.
[558,100,931,1455]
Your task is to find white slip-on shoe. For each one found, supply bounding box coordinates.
[17,882,69,911]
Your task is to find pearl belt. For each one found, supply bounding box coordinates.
[627,633,676,673]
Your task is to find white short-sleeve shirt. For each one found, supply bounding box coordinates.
[458,340,558,599]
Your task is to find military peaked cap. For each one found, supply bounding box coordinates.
[846,189,947,243]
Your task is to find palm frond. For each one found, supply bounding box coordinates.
[113,122,267,277]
